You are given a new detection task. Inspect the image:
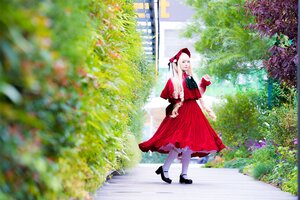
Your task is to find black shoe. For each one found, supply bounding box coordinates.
[179,174,193,184]
[155,166,172,184]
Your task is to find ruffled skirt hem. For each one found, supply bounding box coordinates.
[139,100,226,158]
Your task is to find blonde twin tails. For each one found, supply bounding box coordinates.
[169,52,200,101]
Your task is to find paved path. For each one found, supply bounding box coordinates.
[93,164,297,200]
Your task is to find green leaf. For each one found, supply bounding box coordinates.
[0,82,22,104]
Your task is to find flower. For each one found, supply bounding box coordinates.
[293,138,298,145]
[247,138,267,152]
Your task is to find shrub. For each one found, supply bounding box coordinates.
[0,0,154,199]
[250,144,277,164]
[212,83,296,148]
[254,82,297,148]
[262,104,297,148]
[269,147,297,186]
[224,158,249,172]
[218,148,237,161]
[242,145,297,195]
[245,145,276,180]
[212,90,261,147]
[252,80,296,111]
[119,133,142,169]
[0,1,90,198]
[282,166,297,195]
[242,164,254,176]
[252,163,273,180]
[220,146,250,161]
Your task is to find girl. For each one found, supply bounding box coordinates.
[139,48,226,184]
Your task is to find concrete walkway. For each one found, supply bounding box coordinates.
[93,164,297,200]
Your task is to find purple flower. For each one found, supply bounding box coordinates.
[247,138,268,151]
[294,138,298,145]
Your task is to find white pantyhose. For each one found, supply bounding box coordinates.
[162,149,179,178]
[162,147,193,179]
[181,149,192,179]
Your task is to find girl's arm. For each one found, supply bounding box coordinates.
[199,74,212,96]
[169,102,183,118]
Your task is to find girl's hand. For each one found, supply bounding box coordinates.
[170,109,179,118]
[170,102,182,118]
[202,74,211,81]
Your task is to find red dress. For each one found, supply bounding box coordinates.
[139,73,226,157]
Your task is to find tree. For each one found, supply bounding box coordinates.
[185,0,270,83]
[245,0,298,87]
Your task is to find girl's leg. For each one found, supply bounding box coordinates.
[181,149,192,179]
[162,148,179,178]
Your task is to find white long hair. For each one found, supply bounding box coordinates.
[170,53,199,102]
[170,61,184,101]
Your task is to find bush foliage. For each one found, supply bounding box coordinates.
[187,0,298,196]
[0,0,154,199]
[209,88,297,195]
[246,0,298,86]
[211,90,261,147]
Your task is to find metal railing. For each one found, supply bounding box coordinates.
[134,0,160,73]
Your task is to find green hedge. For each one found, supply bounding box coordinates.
[211,83,297,148]
[0,0,154,199]
[208,86,297,195]
[243,145,297,195]
[211,90,261,147]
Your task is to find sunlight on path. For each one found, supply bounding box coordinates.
[93,164,297,200]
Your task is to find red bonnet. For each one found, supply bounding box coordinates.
[169,48,191,63]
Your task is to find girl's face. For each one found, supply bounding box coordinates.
[179,53,190,72]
